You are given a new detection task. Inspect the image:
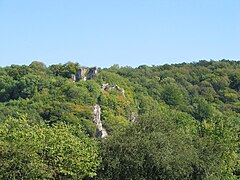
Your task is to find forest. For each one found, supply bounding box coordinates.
[0,60,239,179]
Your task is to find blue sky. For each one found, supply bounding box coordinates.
[0,0,239,68]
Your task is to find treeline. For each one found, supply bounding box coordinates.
[0,60,239,179]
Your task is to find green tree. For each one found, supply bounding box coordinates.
[0,116,101,179]
[161,83,187,106]
[98,111,199,179]
[196,115,239,179]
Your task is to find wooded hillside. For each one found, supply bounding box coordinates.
[0,60,239,179]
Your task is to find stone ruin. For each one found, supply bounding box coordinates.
[72,66,98,82]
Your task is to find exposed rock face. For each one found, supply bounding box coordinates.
[101,84,125,97]
[93,104,108,138]
[71,74,76,82]
[130,112,137,123]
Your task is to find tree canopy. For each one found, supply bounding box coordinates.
[0,60,239,179]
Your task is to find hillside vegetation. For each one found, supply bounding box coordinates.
[0,60,239,179]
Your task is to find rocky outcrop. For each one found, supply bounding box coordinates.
[101,84,125,97]
[130,112,137,122]
[71,74,76,82]
[93,104,108,138]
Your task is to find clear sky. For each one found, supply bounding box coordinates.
[0,0,239,68]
